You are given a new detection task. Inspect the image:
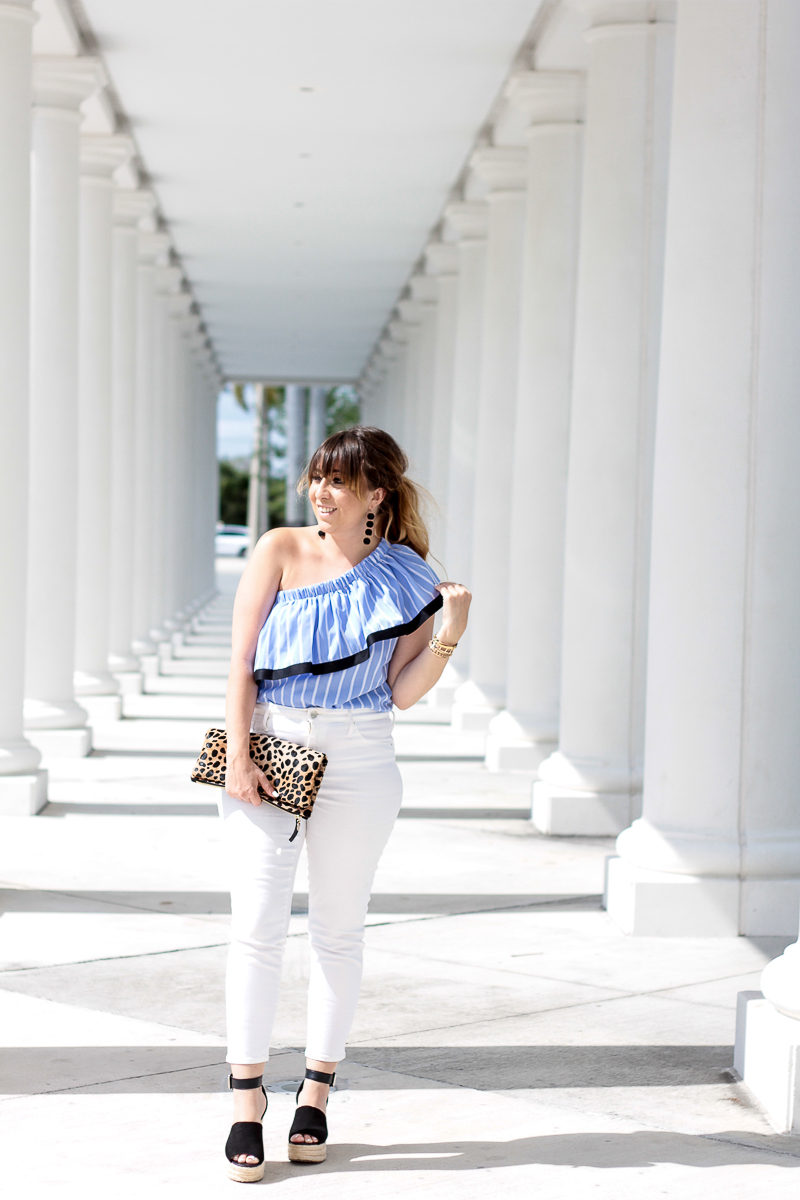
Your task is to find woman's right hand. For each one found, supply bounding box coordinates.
[225,755,277,807]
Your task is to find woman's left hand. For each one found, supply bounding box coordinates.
[434,581,472,646]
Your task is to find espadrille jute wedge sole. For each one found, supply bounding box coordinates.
[287,1068,335,1163]
[225,1073,268,1183]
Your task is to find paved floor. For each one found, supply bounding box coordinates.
[2,559,800,1198]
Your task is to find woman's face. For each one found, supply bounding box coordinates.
[309,468,384,537]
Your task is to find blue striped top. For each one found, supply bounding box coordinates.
[253,539,443,712]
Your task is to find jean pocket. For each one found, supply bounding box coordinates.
[351,714,394,743]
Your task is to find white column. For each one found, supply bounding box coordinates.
[247,383,269,546]
[606,0,800,940]
[451,149,527,730]
[383,324,409,446]
[441,201,488,684]
[186,334,211,605]
[373,346,395,433]
[395,300,423,477]
[308,385,327,453]
[74,133,132,717]
[532,3,675,833]
[485,72,585,772]
[407,274,438,492]
[164,290,193,631]
[108,189,154,677]
[24,58,102,758]
[148,263,181,643]
[423,242,459,568]
[375,339,401,439]
[305,384,327,522]
[0,0,46,814]
[284,384,307,524]
[204,363,221,597]
[130,231,167,655]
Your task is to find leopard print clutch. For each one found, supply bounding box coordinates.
[191,727,328,840]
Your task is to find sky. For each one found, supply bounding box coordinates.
[216,388,255,460]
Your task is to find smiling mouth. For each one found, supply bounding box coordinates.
[317,506,336,516]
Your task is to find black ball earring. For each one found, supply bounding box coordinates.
[363,511,375,546]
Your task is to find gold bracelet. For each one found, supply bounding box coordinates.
[429,634,457,659]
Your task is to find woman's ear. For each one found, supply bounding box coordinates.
[372,487,387,509]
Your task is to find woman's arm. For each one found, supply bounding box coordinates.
[224,528,288,804]
[388,582,472,710]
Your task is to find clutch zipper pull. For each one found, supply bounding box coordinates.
[289,818,300,843]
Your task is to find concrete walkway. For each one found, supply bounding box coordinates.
[2,559,799,1199]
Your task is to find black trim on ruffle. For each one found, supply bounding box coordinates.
[253,594,444,682]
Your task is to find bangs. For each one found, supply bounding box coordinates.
[307,436,367,495]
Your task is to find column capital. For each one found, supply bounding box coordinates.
[388,317,412,342]
[0,2,35,26]
[505,70,585,127]
[80,133,134,179]
[409,274,438,305]
[168,291,194,322]
[443,201,488,242]
[425,241,459,277]
[138,230,171,266]
[579,0,676,34]
[156,263,183,296]
[396,299,423,326]
[113,187,156,228]
[468,146,527,193]
[32,56,104,111]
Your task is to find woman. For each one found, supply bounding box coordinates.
[220,425,471,1182]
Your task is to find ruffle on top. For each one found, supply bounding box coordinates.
[252,539,443,683]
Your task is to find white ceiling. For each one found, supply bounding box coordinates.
[57,0,549,383]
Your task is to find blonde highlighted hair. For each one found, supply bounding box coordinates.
[299,426,432,560]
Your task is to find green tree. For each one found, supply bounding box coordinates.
[326,386,360,434]
[218,459,249,525]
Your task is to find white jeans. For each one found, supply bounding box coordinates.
[218,701,403,1065]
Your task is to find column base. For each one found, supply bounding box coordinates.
[26,727,92,758]
[79,694,123,724]
[607,855,800,937]
[485,709,555,772]
[139,653,161,677]
[74,669,121,697]
[113,670,144,696]
[108,652,140,672]
[450,680,500,733]
[531,750,640,835]
[425,668,461,712]
[0,770,48,815]
[606,855,740,935]
[131,636,157,655]
[734,992,800,1133]
[23,697,89,730]
[158,641,174,662]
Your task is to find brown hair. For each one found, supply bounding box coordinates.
[299,426,432,560]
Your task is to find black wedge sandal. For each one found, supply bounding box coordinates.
[287,1068,335,1163]
[225,1074,269,1183]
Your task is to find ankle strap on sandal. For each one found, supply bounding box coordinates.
[228,1073,264,1090]
[304,1068,335,1086]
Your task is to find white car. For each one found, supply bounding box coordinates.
[215,524,250,557]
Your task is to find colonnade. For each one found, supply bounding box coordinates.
[359,0,800,939]
[360,0,800,1128]
[0,4,220,814]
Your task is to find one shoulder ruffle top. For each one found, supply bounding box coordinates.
[253,538,443,711]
